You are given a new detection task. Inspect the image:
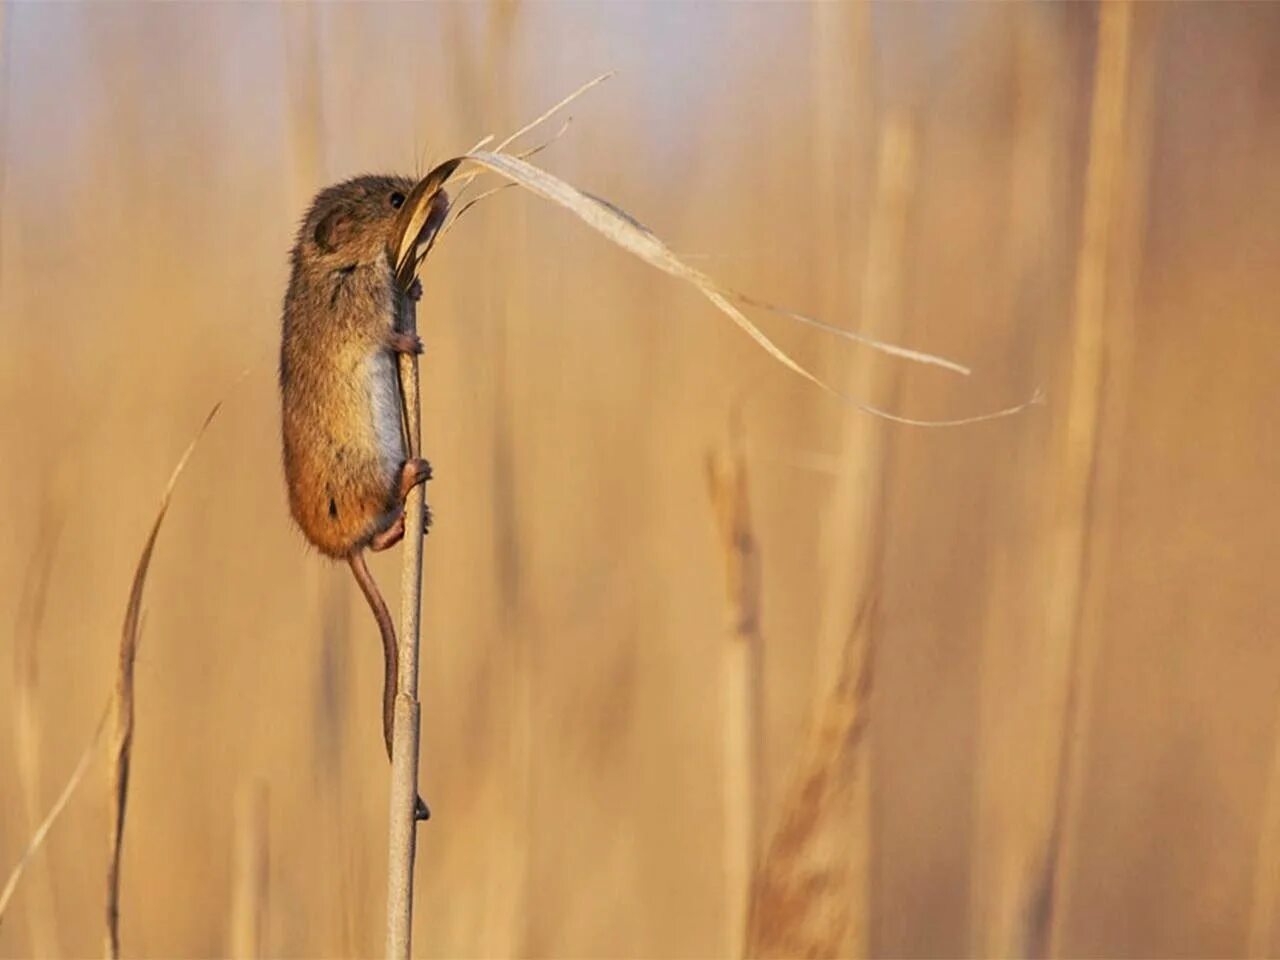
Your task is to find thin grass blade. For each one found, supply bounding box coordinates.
[430,151,1031,426]
[105,401,221,958]
[0,701,110,926]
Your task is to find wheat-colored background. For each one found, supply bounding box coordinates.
[2,3,1279,957]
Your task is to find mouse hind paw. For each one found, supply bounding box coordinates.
[397,458,432,501]
[369,511,405,552]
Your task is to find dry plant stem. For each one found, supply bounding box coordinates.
[10,506,65,954]
[1041,8,1153,956]
[441,68,611,241]
[434,115,573,250]
[106,403,222,959]
[706,427,765,959]
[230,781,270,959]
[1251,702,1280,956]
[968,15,1070,955]
[0,701,110,925]
[746,109,910,960]
[455,152,1032,426]
[0,0,10,284]
[449,70,614,202]
[745,601,875,959]
[401,145,1031,426]
[106,617,137,960]
[1027,5,1132,956]
[282,1,324,211]
[386,292,425,959]
[475,25,532,953]
[395,73,1022,424]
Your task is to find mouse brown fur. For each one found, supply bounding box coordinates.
[279,174,449,821]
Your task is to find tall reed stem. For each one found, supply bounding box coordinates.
[746,112,913,960]
[1028,5,1133,955]
[706,424,765,959]
[230,781,269,958]
[386,292,426,957]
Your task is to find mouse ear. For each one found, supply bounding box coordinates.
[313,205,352,252]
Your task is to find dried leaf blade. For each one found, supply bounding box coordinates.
[105,401,221,958]
[432,151,1030,426]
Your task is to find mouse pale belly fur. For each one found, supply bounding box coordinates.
[283,346,405,557]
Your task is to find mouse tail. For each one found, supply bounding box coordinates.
[348,550,397,761]
[347,550,431,821]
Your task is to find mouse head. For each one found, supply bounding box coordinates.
[299,174,448,274]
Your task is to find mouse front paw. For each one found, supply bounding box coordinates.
[387,331,424,355]
[408,278,423,301]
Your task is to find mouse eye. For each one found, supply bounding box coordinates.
[389,192,406,209]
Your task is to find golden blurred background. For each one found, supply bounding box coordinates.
[2,2,1279,957]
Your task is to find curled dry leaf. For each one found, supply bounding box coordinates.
[392,149,1035,426]
[385,72,1029,425]
[389,160,461,290]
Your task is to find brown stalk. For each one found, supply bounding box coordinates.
[384,267,428,960]
[229,781,270,959]
[380,72,593,955]
[378,71,1028,955]
[1252,703,1280,956]
[475,19,533,955]
[705,419,766,959]
[0,0,8,226]
[745,598,875,959]
[393,71,1031,427]
[1040,7,1154,954]
[965,13,1073,952]
[746,110,914,960]
[0,700,110,926]
[282,1,325,211]
[106,402,222,958]
[1022,4,1136,955]
[7,499,65,953]
[445,69,615,208]
[421,151,1021,427]
[0,0,10,291]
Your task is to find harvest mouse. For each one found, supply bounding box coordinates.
[279,174,450,821]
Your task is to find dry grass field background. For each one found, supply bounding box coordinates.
[2,2,1279,957]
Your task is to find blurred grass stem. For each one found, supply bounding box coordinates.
[230,781,270,958]
[706,423,765,958]
[1028,4,1133,954]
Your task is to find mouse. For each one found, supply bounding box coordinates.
[279,174,450,822]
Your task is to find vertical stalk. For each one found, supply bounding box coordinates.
[105,577,141,960]
[11,505,65,957]
[0,0,12,295]
[480,11,530,954]
[386,294,425,957]
[970,15,1066,955]
[1250,703,1280,957]
[746,112,914,960]
[230,781,270,959]
[706,422,765,959]
[1026,4,1133,955]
